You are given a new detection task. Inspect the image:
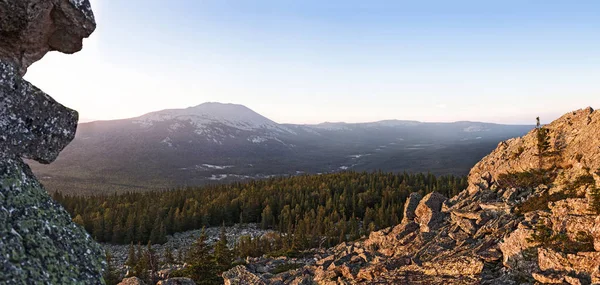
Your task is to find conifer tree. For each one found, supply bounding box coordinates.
[103,249,120,285]
[177,227,220,284]
[164,246,176,265]
[536,117,551,170]
[133,242,149,282]
[125,242,137,269]
[213,226,233,272]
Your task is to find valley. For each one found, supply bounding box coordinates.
[30,102,531,195]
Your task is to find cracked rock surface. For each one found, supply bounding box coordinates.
[0,0,103,283]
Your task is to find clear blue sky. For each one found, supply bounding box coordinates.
[26,0,600,124]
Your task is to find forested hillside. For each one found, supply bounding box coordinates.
[55,171,467,250]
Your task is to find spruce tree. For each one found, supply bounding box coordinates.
[536,117,551,170]
[103,249,120,285]
[179,227,220,284]
[164,246,176,265]
[133,242,149,282]
[213,226,233,272]
[125,242,137,269]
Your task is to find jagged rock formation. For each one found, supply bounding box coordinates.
[0,0,103,284]
[223,107,600,284]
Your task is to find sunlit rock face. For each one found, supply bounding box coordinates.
[223,107,600,285]
[0,0,104,283]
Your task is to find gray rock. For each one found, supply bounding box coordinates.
[0,0,103,284]
[0,61,78,164]
[0,0,96,75]
[0,158,105,284]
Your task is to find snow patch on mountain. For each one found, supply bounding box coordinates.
[135,102,295,134]
[463,125,490,132]
[161,137,173,147]
[202,164,234,170]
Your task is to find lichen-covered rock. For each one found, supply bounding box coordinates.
[0,0,101,283]
[0,158,105,284]
[0,0,96,75]
[0,61,78,164]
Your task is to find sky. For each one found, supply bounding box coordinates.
[25,0,600,124]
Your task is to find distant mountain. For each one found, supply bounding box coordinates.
[29,102,532,194]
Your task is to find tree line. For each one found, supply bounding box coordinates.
[54,171,467,248]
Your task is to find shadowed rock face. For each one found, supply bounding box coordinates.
[0,0,103,283]
[0,61,78,164]
[0,0,96,76]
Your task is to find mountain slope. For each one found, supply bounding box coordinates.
[29,102,532,194]
[223,107,600,284]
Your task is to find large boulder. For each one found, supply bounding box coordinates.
[0,0,96,75]
[414,192,447,233]
[0,0,102,284]
[401,192,422,224]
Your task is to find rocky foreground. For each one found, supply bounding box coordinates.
[1,0,104,284]
[224,107,600,284]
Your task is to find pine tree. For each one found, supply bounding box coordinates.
[260,205,274,229]
[177,227,220,284]
[133,242,149,282]
[125,242,137,269]
[536,117,551,170]
[213,226,233,272]
[146,241,159,284]
[103,249,120,285]
[164,246,176,265]
[589,187,600,214]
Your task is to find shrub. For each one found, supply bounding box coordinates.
[528,222,594,254]
[511,146,525,159]
[270,263,303,274]
[497,169,552,190]
[515,191,575,214]
[589,187,600,214]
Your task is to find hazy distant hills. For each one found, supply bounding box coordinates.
[29,102,532,194]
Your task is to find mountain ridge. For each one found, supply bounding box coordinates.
[29,102,533,195]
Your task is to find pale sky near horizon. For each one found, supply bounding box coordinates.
[25,0,600,125]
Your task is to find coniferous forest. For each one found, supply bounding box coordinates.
[55,171,466,251]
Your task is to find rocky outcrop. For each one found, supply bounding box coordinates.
[414,192,447,232]
[0,0,95,75]
[223,107,600,284]
[401,192,422,224]
[0,0,102,284]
